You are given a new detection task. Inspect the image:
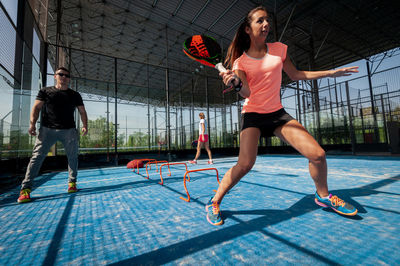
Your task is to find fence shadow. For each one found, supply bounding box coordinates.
[111,174,399,265]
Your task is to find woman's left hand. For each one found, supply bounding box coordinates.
[330,66,359,77]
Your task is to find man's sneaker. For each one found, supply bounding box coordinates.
[208,160,214,165]
[17,188,31,203]
[206,197,223,225]
[68,182,78,193]
[315,192,358,216]
[189,160,197,164]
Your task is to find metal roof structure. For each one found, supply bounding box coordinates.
[30,0,400,107]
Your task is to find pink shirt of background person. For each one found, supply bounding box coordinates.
[233,42,287,114]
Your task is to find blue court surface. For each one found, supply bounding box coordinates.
[0,155,399,265]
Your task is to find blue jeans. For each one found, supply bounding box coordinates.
[21,127,79,190]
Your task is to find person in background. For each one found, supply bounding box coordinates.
[189,112,213,165]
[17,67,88,203]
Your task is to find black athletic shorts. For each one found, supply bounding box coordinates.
[241,108,295,137]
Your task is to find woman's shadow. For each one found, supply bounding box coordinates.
[224,174,400,224]
[110,175,400,266]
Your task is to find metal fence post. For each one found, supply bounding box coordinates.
[380,94,388,143]
[345,81,356,154]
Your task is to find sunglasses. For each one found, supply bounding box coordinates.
[56,73,71,78]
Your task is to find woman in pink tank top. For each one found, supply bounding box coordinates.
[206,6,359,226]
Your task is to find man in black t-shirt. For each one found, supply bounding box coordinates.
[18,67,88,203]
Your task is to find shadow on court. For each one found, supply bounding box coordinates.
[0,163,222,209]
[0,172,59,206]
[0,170,221,264]
[1,161,398,265]
[42,193,76,266]
[110,174,400,265]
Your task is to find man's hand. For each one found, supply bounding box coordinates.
[28,125,37,136]
[81,127,88,136]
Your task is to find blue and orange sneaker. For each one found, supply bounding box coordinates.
[68,182,78,193]
[315,192,358,216]
[17,188,31,203]
[206,197,223,225]
[205,197,213,212]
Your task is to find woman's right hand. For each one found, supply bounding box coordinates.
[219,69,240,87]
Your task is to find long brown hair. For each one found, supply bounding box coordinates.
[224,6,268,68]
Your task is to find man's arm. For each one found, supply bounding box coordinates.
[29,100,44,136]
[77,105,88,136]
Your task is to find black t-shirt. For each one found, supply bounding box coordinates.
[36,86,84,129]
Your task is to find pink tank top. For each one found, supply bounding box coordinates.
[233,42,287,114]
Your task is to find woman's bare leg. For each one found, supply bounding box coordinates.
[213,127,261,203]
[204,141,213,161]
[274,120,329,197]
[193,141,203,161]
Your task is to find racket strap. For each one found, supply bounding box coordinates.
[223,78,242,94]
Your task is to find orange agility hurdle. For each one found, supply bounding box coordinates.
[145,160,169,179]
[180,168,220,202]
[159,162,188,185]
[132,158,156,174]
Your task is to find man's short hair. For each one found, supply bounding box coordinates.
[55,67,70,74]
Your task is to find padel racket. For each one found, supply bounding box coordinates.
[182,35,241,93]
